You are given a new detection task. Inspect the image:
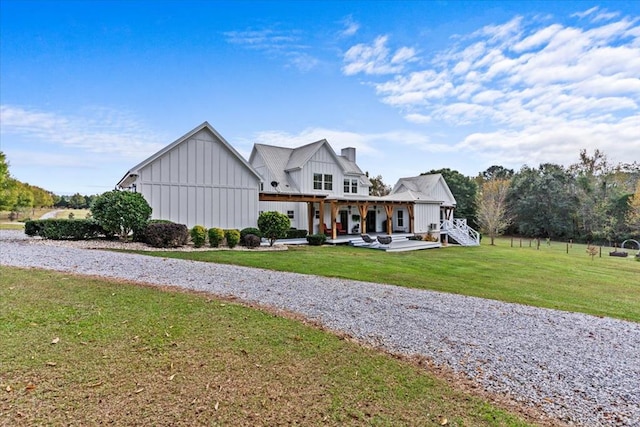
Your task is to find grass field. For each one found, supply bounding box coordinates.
[132,237,640,323]
[0,209,91,230]
[0,267,533,426]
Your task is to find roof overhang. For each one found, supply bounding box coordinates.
[259,193,327,202]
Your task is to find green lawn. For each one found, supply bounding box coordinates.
[132,237,640,322]
[1,267,533,426]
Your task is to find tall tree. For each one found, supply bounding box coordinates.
[627,181,640,236]
[507,164,577,239]
[424,168,478,225]
[0,151,17,211]
[476,178,512,245]
[480,165,514,181]
[366,172,391,196]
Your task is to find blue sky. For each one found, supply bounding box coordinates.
[1,0,639,195]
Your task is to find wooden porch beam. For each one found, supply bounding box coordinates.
[330,201,338,240]
[384,205,394,235]
[358,203,369,234]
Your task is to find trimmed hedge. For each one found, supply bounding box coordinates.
[306,233,326,246]
[285,228,308,239]
[190,225,207,248]
[244,234,261,248]
[240,227,262,245]
[224,229,241,249]
[208,228,225,248]
[24,219,104,240]
[143,222,189,248]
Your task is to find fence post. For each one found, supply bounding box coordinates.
[511,237,513,247]
[600,246,602,258]
[566,242,569,254]
[537,238,540,250]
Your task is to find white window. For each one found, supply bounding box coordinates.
[324,174,333,190]
[315,210,320,219]
[344,178,358,194]
[397,210,404,227]
[313,173,323,190]
[287,210,295,219]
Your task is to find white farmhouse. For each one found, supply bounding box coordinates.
[117,122,262,230]
[117,122,479,245]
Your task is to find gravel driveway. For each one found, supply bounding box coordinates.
[1,230,638,426]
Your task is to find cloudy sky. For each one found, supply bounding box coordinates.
[1,0,638,195]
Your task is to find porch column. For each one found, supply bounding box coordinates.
[384,204,394,235]
[319,200,325,234]
[330,201,338,240]
[307,202,314,235]
[358,203,369,234]
[407,204,415,234]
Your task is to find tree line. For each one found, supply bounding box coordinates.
[0,152,97,219]
[426,150,640,245]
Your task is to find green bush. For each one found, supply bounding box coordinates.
[258,211,291,246]
[306,234,326,246]
[190,225,207,248]
[23,219,104,240]
[285,228,308,239]
[240,227,262,245]
[91,190,152,239]
[24,220,43,236]
[143,223,189,248]
[244,234,261,248]
[208,227,225,248]
[224,229,241,249]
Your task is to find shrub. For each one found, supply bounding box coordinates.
[285,228,308,239]
[240,227,262,245]
[208,227,225,248]
[258,211,291,246]
[91,190,152,239]
[143,222,189,248]
[423,232,439,242]
[306,233,326,246]
[224,229,241,249]
[244,234,261,249]
[24,220,43,237]
[190,225,207,248]
[23,219,103,240]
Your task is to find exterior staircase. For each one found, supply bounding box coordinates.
[440,219,480,246]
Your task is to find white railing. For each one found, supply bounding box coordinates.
[440,219,480,246]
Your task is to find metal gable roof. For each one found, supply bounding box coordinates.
[389,174,457,206]
[284,140,326,171]
[251,144,298,192]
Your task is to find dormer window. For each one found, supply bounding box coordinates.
[314,173,333,191]
[344,178,358,194]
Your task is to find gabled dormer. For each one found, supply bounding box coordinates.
[249,139,370,197]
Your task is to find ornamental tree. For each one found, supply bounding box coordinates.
[90,190,152,239]
[257,211,290,246]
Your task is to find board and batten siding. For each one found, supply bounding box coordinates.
[302,145,344,195]
[137,128,260,229]
[414,204,441,233]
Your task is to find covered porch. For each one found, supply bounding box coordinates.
[260,193,416,240]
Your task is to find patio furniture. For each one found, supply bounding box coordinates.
[336,223,347,235]
[361,234,376,244]
[377,235,392,245]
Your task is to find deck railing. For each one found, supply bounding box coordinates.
[440,219,480,246]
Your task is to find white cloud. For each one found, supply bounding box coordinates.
[246,126,454,159]
[0,105,165,159]
[344,9,639,170]
[223,27,319,72]
[343,35,417,76]
[340,16,360,37]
